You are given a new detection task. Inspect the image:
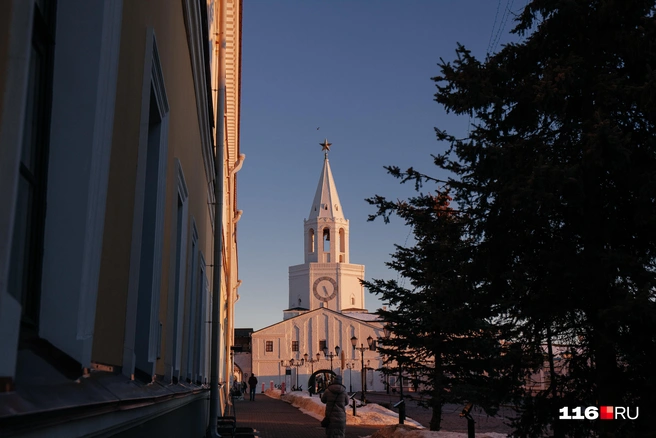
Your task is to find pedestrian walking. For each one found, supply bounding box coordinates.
[316,374,324,393]
[248,373,258,401]
[320,375,348,438]
[232,378,242,399]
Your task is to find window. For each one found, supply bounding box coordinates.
[323,228,330,252]
[265,341,273,352]
[309,228,315,253]
[171,160,188,378]
[130,31,169,379]
[9,0,56,329]
[194,253,207,382]
[323,228,331,262]
[186,222,199,380]
[319,340,327,351]
[339,228,345,252]
[292,341,299,352]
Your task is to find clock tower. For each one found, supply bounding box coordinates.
[286,140,366,318]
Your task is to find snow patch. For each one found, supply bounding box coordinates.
[271,390,423,427]
[369,424,508,438]
[264,390,508,437]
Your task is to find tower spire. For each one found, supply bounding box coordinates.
[309,139,343,220]
[319,138,331,159]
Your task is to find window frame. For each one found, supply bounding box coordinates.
[123,29,170,380]
[9,0,56,332]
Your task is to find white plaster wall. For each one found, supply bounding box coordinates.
[337,264,366,310]
[252,309,387,393]
[288,264,310,309]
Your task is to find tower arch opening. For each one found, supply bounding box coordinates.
[323,228,330,262]
[339,228,345,262]
[309,228,315,253]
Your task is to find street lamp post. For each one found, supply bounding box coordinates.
[281,359,305,391]
[323,345,341,376]
[280,359,291,392]
[290,358,305,390]
[365,360,370,392]
[383,324,406,424]
[346,362,354,392]
[351,335,373,403]
[304,353,320,396]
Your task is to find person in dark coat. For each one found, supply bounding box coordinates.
[248,373,258,401]
[320,376,348,438]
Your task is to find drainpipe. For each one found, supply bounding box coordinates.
[225,154,244,393]
[225,158,244,390]
[208,0,226,435]
[230,154,245,177]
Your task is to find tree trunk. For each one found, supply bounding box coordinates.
[546,328,560,437]
[592,319,620,438]
[429,359,442,431]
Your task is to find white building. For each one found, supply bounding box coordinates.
[0,1,242,435]
[250,143,388,393]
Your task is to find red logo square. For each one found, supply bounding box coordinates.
[600,406,614,420]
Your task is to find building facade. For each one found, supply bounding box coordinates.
[0,0,242,436]
[250,146,388,394]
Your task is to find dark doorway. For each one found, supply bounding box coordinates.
[308,369,336,395]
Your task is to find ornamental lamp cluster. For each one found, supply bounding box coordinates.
[324,345,341,372]
[304,352,321,374]
[281,358,306,390]
[383,325,392,340]
[279,357,305,367]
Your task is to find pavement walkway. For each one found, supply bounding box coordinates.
[231,393,381,438]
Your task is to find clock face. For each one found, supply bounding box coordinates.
[312,276,338,302]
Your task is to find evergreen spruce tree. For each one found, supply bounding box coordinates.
[371,1,656,436]
[364,191,520,431]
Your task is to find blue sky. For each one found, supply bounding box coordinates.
[235,1,526,330]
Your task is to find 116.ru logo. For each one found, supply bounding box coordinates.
[559,406,639,420]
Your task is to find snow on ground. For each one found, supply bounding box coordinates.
[369,424,509,438]
[263,389,508,438]
[264,388,422,428]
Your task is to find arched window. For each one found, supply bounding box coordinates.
[339,228,345,262]
[323,228,330,262]
[309,228,315,253]
[339,229,345,252]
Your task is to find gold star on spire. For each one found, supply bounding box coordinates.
[320,139,332,158]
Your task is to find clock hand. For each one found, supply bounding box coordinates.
[322,286,328,296]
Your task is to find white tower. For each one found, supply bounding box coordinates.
[286,140,365,319]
